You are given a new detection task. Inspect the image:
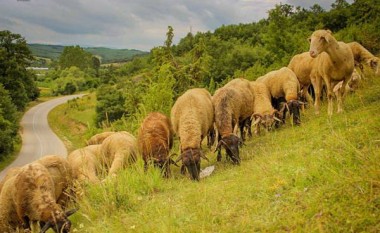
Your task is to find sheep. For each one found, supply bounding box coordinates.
[256,67,304,125]
[99,131,138,176]
[223,78,255,141]
[348,41,380,75]
[333,68,362,96]
[0,167,20,195]
[308,29,354,115]
[171,88,214,180]
[0,162,77,233]
[67,145,102,184]
[86,131,115,145]
[137,112,176,178]
[249,81,282,135]
[212,86,249,165]
[288,51,316,104]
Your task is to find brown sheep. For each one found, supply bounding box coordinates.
[67,145,102,184]
[137,112,176,178]
[348,41,380,75]
[86,131,115,145]
[0,167,21,195]
[309,30,354,115]
[99,131,138,176]
[171,88,214,180]
[0,162,77,233]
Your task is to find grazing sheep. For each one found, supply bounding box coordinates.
[256,67,303,125]
[86,131,115,145]
[0,162,77,233]
[36,155,74,207]
[171,88,214,180]
[99,131,138,176]
[348,41,380,75]
[137,112,176,178]
[212,86,248,165]
[249,81,281,134]
[223,78,255,140]
[67,145,102,184]
[288,51,316,104]
[308,29,354,115]
[0,167,20,195]
[333,68,362,96]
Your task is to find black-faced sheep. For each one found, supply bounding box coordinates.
[348,41,380,75]
[256,67,303,125]
[0,162,77,233]
[99,131,138,176]
[212,86,249,165]
[86,131,115,145]
[67,145,102,184]
[137,112,176,178]
[249,81,282,134]
[308,29,354,115]
[171,88,214,180]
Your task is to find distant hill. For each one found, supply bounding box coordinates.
[27,44,149,64]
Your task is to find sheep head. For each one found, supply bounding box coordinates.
[252,113,281,131]
[308,30,332,58]
[40,208,77,233]
[177,148,208,181]
[215,134,241,165]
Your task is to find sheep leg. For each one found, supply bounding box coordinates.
[22,216,31,232]
[323,77,334,116]
[108,153,125,176]
[311,75,322,114]
[216,134,222,162]
[337,77,349,113]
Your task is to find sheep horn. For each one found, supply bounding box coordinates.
[65,208,78,217]
[274,116,282,122]
[40,221,53,233]
[252,117,261,126]
[175,155,182,163]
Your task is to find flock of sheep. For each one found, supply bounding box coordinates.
[0,29,378,233]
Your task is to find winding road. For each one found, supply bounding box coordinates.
[0,94,85,179]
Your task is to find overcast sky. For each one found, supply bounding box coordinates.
[0,0,349,51]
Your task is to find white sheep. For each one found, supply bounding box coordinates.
[99,131,138,176]
[348,41,380,75]
[171,88,214,180]
[249,81,281,135]
[333,68,362,97]
[308,29,354,115]
[67,145,102,184]
[256,67,303,125]
[0,162,77,233]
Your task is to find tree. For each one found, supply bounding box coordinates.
[95,84,126,126]
[0,30,39,110]
[58,45,93,70]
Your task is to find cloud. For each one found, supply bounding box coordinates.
[0,0,346,51]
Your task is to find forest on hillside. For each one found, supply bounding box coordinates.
[0,0,379,161]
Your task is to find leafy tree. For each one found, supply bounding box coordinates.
[95,84,126,126]
[0,84,18,159]
[59,45,93,70]
[0,30,39,110]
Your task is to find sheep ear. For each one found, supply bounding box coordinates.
[65,208,78,217]
[40,221,52,233]
[307,37,311,43]
[370,60,378,69]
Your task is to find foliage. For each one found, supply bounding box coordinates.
[59,45,94,70]
[0,84,18,160]
[0,30,40,110]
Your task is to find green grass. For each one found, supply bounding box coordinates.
[50,73,379,232]
[48,93,98,152]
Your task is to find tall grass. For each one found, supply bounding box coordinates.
[62,72,380,232]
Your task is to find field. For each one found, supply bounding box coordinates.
[49,71,380,232]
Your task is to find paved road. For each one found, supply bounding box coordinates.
[0,94,85,179]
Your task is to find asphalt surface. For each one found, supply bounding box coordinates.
[0,94,85,179]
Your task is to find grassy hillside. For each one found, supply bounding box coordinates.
[27,44,148,64]
[48,70,380,232]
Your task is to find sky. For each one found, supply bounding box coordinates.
[0,0,348,51]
